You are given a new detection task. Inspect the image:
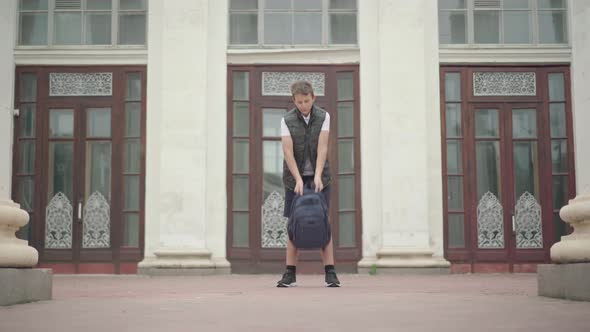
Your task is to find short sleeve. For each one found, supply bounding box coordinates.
[321,112,330,132]
[281,118,291,137]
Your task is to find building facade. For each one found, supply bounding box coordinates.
[0,0,589,274]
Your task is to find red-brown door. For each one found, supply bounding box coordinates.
[467,103,549,264]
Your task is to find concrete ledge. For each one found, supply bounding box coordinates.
[0,268,52,306]
[138,266,231,276]
[358,267,451,275]
[538,263,590,302]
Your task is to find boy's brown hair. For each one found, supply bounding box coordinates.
[290,80,314,97]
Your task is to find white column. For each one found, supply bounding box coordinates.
[571,1,590,194]
[139,0,229,273]
[359,0,449,271]
[0,0,38,268]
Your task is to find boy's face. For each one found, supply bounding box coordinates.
[292,93,315,116]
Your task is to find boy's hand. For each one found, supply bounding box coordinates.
[314,175,324,193]
[294,179,304,196]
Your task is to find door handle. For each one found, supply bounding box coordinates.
[78,200,83,222]
[512,215,515,233]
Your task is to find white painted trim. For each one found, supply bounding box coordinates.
[227,47,360,64]
[14,49,147,65]
[439,48,572,63]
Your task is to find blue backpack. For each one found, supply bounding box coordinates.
[288,186,331,249]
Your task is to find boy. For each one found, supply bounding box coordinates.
[277,80,341,288]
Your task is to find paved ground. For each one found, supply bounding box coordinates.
[1,273,589,332]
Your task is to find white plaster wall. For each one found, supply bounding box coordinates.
[376,0,441,251]
[145,0,214,255]
[0,0,17,200]
[205,0,229,263]
[571,0,590,195]
[358,0,383,262]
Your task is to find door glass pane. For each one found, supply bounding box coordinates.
[233,176,249,210]
[55,13,82,45]
[86,142,111,199]
[19,141,35,174]
[538,0,565,8]
[233,102,250,137]
[445,73,461,101]
[504,0,529,8]
[330,0,356,9]
[82,189,111,248]
[119,0,146,10]
[124,139,141,173]
[126,73,142,101]
[230,13,258,45]
[123,213,139,247]
[87,108,111,137]
[474,11,499,43]
[513,142,539,199]
[20,13,48,45]
[48,142,74,200]
[338,102,354,137]
[20,0,48,10]
[233,212,249,247]
[338,212,355,247]
[553,212,566,242]
[548,73,565,101]
[475,109,499,137]
[263,109,286,137]
[503,11,530,43]
[124,175,139,210]
[263,141,284,200]
[330,14,357,44]
[549,103,566,137]
[293,14,322,44]
[20,74,37,102]
[337,72,354,101]
[439,0,465,9]
[87,0,112,10]
[119,14,146,44]
[86,13,111,44]
[512,109,536,138]
[266,0,291,9]
[439,12,466,44]
[538,11,567,43]
[265,13,292,44]
[50,109,74,138]
[446,141,462,174]
[19,104,36,137]
[447,176,463,210]
[233,72,249,100]
[338,140,354,173]
[230,0,257,10]
[233,140,249,173]
[125,102,141,137]
[448,214,465,248]
[445,104,461,137]
[552,176,568,208]
[17,176,35,211]
[476,141,501,199]
[294,0,322,10]
[339,175,355,209]
[551,140,568,173]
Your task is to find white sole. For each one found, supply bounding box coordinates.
[277,282,297,287]
[325,282,341,287]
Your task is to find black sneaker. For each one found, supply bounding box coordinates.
[277,271,297,287]
[325,270,341,287]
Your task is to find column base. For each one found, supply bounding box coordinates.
[138,248,230,276]
[358,248,450,274]
[538,263,590,302]
[0,199,38,267]
[0,268,52,306]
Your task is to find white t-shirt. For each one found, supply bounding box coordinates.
[280,112,330,137]
[281,112,330,176]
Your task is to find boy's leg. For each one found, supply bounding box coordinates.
[319,238,334,265]
[287,239,299,266]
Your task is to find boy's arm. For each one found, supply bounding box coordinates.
[314,130,329,192]
[282,135,304,195]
